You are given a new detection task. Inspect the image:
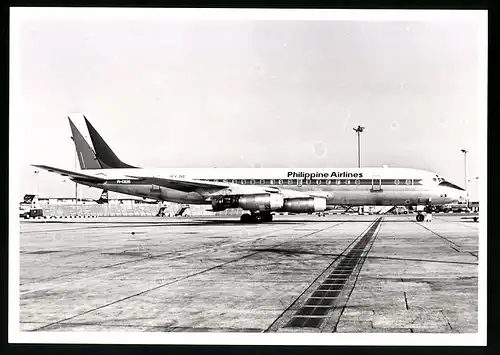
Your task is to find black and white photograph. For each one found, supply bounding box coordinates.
[9,8,487,345]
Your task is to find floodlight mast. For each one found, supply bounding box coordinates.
[353,125,365,168]
[461,149,468,200]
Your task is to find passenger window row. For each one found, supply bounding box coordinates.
[203,178,414,186]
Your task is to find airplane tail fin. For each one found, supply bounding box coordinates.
[84,116,137,169]
[69,117,103,170]
[96,190,109,204]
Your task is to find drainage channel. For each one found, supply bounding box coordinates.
[270,217,383,332]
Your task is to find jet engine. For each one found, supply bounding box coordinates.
[211,193,284,212]
[282,197,327,213]
[239,193,284,211]
[211,195,239,211]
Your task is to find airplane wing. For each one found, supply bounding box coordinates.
[32,165,106,183]
[126,175,230,194]
[126,175,329,199]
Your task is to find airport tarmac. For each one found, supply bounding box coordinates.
[18,214,479,333]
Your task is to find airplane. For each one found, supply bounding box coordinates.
[32,116,467,223]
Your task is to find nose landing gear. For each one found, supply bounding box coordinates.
[416,202,432,222]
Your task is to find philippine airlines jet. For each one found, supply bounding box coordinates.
[32,116,467,223]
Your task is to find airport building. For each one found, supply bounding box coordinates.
[469,201,479,212]
[25,196,243,218]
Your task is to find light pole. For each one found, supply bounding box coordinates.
[353,125,365,168]
[461,149,468,199]
[467,176,479,202]
[74,150,79,216]
[34,170,40,195]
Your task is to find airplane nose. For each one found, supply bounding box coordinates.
[438,182,467,204]
[452,190,466,204]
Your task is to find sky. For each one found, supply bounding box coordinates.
[10,9,487,200]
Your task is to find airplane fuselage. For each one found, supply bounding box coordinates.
[76,167,465,207]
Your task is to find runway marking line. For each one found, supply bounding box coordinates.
[415,222,478,259]
[20,224,292,296]
[26,221,348,331]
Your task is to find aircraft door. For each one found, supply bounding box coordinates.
[150,184,162,198]
[297,179,303,187]
[150,184,161,192]
[371,176,382,192]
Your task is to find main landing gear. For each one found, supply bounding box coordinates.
[240,212,273,223]
[156,205,166,217]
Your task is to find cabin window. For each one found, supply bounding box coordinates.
[345,179,351,185]
[250,179,255,185]
[278,179,283,185]
[336,180,341,185]
[326,180,331,185]
[223,179,228,183]
[316,179,321,185]
[260,179,265,185]
[303,180,309,185]
[405,179,411,185]
[355,179,360,185]
[241,179,246,184]
[394,179,400,185]
[270,179,275,185]
[288,179,293,185]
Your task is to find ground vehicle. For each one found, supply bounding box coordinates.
[19,194,44,219]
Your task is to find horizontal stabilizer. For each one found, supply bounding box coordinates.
[32,165,106,183]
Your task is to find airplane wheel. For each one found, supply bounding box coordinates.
[416,214,424,222]
[262,214,273,222]
[253,214,263,223]
[240,214,252,223]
